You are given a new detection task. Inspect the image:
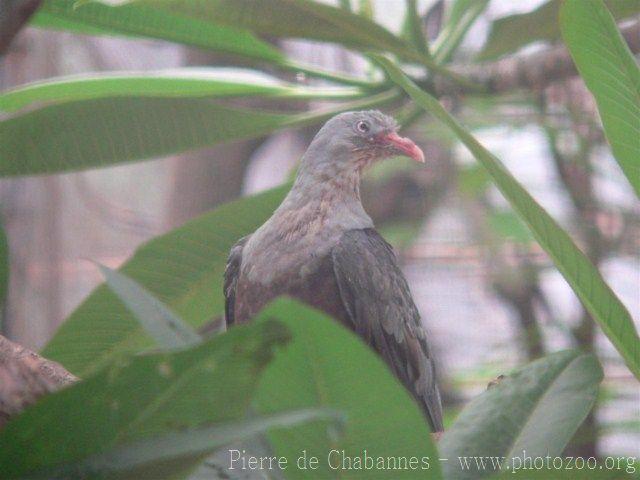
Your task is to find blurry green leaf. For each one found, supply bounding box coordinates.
[54,409,340,479]
[479,0,561,60]
[374,55,640,379]
[560,0,640,197]
[33,0,285,63]
[98,264,201,349]
[86,0,466,80]
[43,186,289,376]
[365,154,418,183]
[0,320,290,478]
[478,0,640,60]
[489,211,533,244]
[254,298,443,479]
[0,99,284,176]
[127,0,414,59]
[432,0,489,63]
[0,70,365,113]
[402,0,430,56]
[377,219,425,249]
[0,90,395,176]
[457,163,491,196]
[440,351,602,479]
[357,0,373,20]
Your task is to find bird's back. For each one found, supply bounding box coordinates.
[224,227,443,431]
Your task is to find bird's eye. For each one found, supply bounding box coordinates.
[356,121,370,133]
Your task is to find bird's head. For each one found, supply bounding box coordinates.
[300,110,424,179]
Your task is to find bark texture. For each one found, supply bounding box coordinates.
[0,334,77,428]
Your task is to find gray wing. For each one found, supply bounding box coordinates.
[224,236,249,327]
[332,228,443,432]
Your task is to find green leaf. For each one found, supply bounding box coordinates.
[402,0,430,56]
[560,0,640,197]
[457,163,491,197]
[377,219,425,249]
[86,0,467,81]
[0,90,395,176]
[0,98,282,176]
[432,0,489,64]
[0,319,291,477]
[98,264,201,349]
[54,409,341,479]
[440,351,603,479]
[0,70,365,113]
[253,298,443,479]
[33,0,285,63]
[478,0,640,60]
[42,185,289,376]
[373,55,640,379]
[489,211,534,244]
[126,0,413,58]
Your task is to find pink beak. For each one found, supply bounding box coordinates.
[382,132,425,163]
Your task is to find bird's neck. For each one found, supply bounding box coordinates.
[276,165,373,232]
[293,164,361,202]
[241,161,372,283]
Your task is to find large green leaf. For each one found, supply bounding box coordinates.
[86,0,466,80]
[122,0,413,58]
[374,55,640,379]
[440,351,602,479]
[0,319,290,477]
[0,70,365,113]
[99,264,202,349]
[38,0,421,65]
[33,0,285,63]
[489,211,534,244]
[254,298,443,479]
[43,185,289,376]
[478,0,640,60]
[51,409,339,479]
[0,98,285,176]
[560,0,640,197]
[32,0,379,87]
[0,90,395,176]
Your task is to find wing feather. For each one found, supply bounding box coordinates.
[223,236,249,327]
[332,228,443,431]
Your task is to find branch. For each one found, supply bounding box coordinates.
[434,20,639,96]
[0,334,77,428]
[0,0,42,56]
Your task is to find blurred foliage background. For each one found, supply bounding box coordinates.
[0,0,638,477]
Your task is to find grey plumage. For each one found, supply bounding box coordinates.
[224,111,443,431]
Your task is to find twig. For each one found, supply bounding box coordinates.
[432,21,639,96]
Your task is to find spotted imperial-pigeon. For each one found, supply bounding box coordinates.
[224,111,443,432]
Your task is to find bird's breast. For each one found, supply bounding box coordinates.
[233,248,350,326]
